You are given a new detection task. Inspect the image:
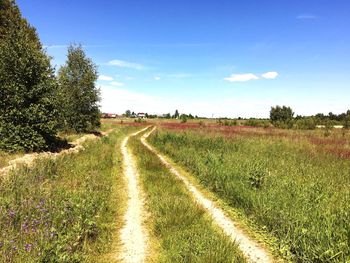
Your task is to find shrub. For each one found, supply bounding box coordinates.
[293,118,316,130]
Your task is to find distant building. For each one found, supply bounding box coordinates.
[102,113,118,118]
[137,112,146,118]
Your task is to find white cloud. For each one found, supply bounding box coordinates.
[108,59,145,70]
[224,73,259,82]
[98,75,114,81]
[261,71,279,79]
[110,81,124,87]
[296,14,317,20]
[154,76,161,81]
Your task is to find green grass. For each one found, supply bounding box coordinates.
[0,126,139,262]
[149,128,350,262]
[129,131,246,263]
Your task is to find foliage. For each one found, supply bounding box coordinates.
[173,109,179,119]
[245,119,269,128]
[150,129,350,262]
[217,119,238,126]
[248,161,268,189]
[180,114,187,123]
[0,0,59,152]
[293,118,316,130]
[125,110,131,117]
[57,44,100,133]
[270,106,294,128]
[0,126,137,262]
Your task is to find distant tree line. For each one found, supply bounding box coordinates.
[0,1,100,152]
[270,105,350,130]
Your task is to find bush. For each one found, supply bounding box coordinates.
[245,119,270,128]
[293,118,316,130]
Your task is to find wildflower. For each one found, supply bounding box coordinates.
[24,243,32,252]
[0,242,3,249]
[8,210,15,218]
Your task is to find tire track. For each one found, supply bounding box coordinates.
[119,127,150,263]
[141,127,276,263]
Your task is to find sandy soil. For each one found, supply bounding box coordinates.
[119,127,150,263]
[0,132,106,176]
[141,127,275,263]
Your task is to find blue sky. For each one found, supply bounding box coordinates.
[17,0,350,118]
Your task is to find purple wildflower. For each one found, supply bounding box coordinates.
[8,210,15,218]
[24,243,32,252]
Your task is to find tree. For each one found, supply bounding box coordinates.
[125,110,131,117]
[173,109,179,119]
[0,0,59,151]
[58,44,100,132]
[270,105,294,128]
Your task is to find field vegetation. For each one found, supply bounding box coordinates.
[129,130,246,262]
[149,124,350,262]
[0,126,139,262]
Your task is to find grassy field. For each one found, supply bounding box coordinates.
[129,130,246,262]
[0,126,140,262]
[149,125,350,262]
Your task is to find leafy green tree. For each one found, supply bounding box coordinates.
[270,105,294,128]
[0,0,59,151]
[58,44,100,132]
[125,110,131,117]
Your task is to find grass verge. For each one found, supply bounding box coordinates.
[0,126,139,262]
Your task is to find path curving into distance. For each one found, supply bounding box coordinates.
[119,127,150,263]
[141,127,275,263]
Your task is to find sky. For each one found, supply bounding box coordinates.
[17,0,350,118]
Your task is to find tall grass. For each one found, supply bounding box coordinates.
[0,126,139,262]
[129,132,246,262]
[149,129,350,262]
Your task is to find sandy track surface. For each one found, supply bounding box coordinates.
[141,127,275,263]
[119,127,150,263]
[0,130,113,176]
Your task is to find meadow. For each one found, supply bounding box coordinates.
[149,123,350,262]
[0,126,139,262]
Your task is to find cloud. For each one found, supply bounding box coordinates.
[154,76,161,81]
[98,75,114,81]
[110,81,124,87]
[224,73,259,82]
[108,59,145,70]
[261,71,278,79]
[43,45,68,49]
[296,14,317,20]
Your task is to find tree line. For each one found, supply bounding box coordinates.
[270,105,350,129]
[0,0,100,152]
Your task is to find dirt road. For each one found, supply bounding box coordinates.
[141,127,275,263]
[119,127,150,263]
